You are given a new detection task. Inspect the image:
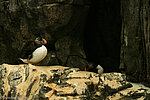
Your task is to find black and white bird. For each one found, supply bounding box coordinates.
[19,37,47,64]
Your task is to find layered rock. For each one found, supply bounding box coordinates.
[0,64,150,100]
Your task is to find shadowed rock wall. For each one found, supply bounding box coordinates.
[0,0,92,70]
[120,0,150,84]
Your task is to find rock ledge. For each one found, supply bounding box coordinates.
[0,64,150,100]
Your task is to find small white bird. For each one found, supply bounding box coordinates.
[19,37,47,64]
[96,64,104,74]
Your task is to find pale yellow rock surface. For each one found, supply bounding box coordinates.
[0,64,150,100]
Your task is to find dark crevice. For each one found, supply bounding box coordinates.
[13,76,22,80]
[84,0,122,72]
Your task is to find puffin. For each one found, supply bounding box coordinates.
[19,37,47,64]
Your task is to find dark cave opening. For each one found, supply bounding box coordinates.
[84,0,122,72]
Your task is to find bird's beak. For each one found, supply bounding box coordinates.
[42,38,47,44]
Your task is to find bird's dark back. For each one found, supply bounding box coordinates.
[21,40,42,59]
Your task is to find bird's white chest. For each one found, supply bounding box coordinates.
[30,45,47,64]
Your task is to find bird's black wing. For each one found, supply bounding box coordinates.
[21,40,41,59]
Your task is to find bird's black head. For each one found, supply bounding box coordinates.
[35,37,47,45]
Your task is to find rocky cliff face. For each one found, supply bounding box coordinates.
[0,0,92,71]
[0,64,150,100]
[120,0,150,84]
[1,0,149,90]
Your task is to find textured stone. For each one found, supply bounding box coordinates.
[0,64,150,100]
[44,83,75,95]
[107,83,150,100]
[120,0,150,84]
[67,71,94,78]
[66,79,91,95]
[42,4,72,30]
[56,86,75,95]
[99,73,129,89]
[67,71,99,84]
